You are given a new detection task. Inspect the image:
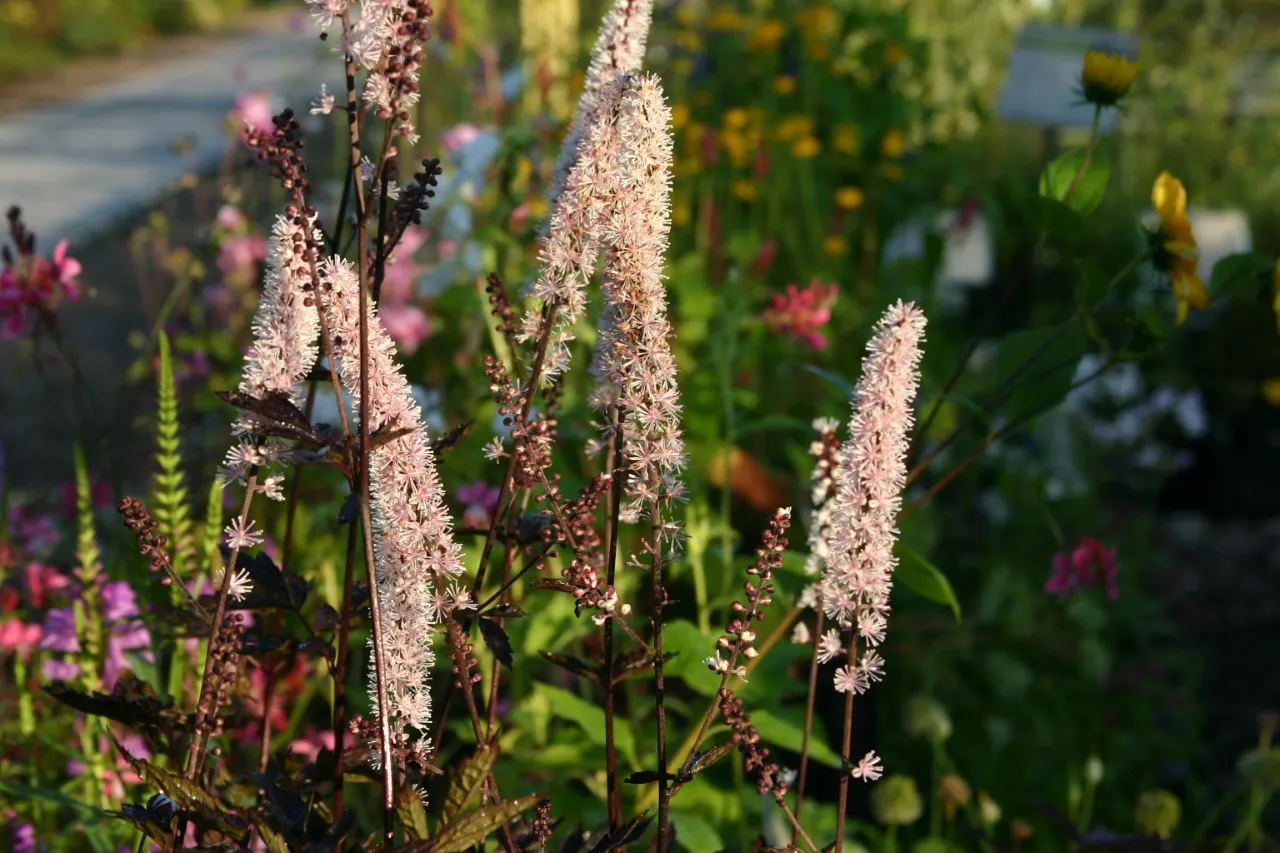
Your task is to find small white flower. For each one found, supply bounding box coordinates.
[223,517,264,550]
[217,567,254,601]
[259,475,286,501]
[310,83,335,116]
[791,621,811,644]
[817,628,845,664]
[483,437,507,462]
[850,750,883,781]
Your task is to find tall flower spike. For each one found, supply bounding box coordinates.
[820,301,925,657]
[317,257,465,761]
[595,74,685,521]
[549,0,654,206]
[220,210,321,487]
[519,76,628,380]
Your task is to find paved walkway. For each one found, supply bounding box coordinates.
[0,11,340,246]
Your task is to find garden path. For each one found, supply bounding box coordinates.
[0,10,340,489]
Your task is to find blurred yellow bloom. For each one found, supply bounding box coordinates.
[732,180,758,201]
[884,43,905,65]
[833,123,860,154]
[672,57,694,77]
[835,186,865,210]
[708,8,745,29]
[773,75,797,95]
[1081,51,1139,107]
[750,19,786,53]
[674,197,692,226]
[797,5,839,42]
[722,131,754,166]
[805,43,830,61]
[792,136,821,158]
[683,124,705,160]
[524,196,550,219]
[671,102,691,130]
[776,114,814,141]
[880,163,906,181]
[1151,170,1209,325]
[513,156,534,191]
[674,5,695,25]
[822,234,848,257]
[674,30,703,52]
[881,129,907,158]
[723,108,750,131]
[1263,378,1280,407]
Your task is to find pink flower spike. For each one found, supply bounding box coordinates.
[763,279,838,350]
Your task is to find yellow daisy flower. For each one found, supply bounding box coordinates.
[835,186,864,210]
[1151,171,1209,325]
[881,129,907,159]
[773,75,797,95]
[1081,51,1139,108]
[792,136,821,159]
[731,180,758,201]
[822,234,848,257]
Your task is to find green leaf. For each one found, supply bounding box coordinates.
[257,824,291,853]
[895,544,961,621]
[672,810,724,853]
[1021,196,1083,236]
[1207,251,1273,297]
[534,684,637,767]
[749,709,841,769]
[397,781,430,841]
[993,323,1088,423]
[662,619,722,697]
[442,744,498,825]
[430,795,542,853]
[1039,149,1110,216]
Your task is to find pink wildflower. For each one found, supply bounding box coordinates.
[441,123,484,153]
[821,301,926,646]
[763,279,838,350]
[380,302,432,355]
[0,214,83,340]
[216,234,268,281]
[0,620,41,660]
[1045,537,1119,599]
[232,91,275,135]
[380,224,429,303]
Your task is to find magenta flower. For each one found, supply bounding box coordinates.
[763,279,839,350]
[1045,537,1119,599]
[10,822,34,853]
[232,91,275,136]
[0,220,84,339]
[0,620,42,660]
[49,240,82,299]
[456,481,501,529]
[380,303,432,355]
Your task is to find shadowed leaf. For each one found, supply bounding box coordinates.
[397,781,430,841]
[44,674,190,731]
[443,744,499,824]
[114,813,174,852]
[478,617,514,668]
[430,419,475,456]
[256,824,291,853]
[686,740,735,779]
[216,390,316,443]
[540,652,597,683]
[428,795,541,853]
[586,813,651,853]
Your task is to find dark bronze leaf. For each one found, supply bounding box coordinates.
[368,425,416,452]
[483,603,526,619]
[686,740,735,779]
[531,579,577,595]
[430,419,475,456]
[477,617,513,668]
[622,770,678,785]
[586,813,651,853]
[539,652,597,683]
[45,673,190,731]
[216,390,316,443]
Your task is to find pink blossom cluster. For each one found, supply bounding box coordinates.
[378,224,433,355]
[1,231,82,340]
[1045,536,1119,599]
[319,257,466,745]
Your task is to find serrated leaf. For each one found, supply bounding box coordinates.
[477,617,514,668]
[895,544,961,620]
[587,813,651,853]
[749,709,841,769]
[45,674,190,730]
[114,813,175,851]
[686,740,735,778]
[443,744,499,824]
[112,736,225,819]
[539,651,597,683]
[431,794,541,853]
[1039,149,1110,216]
[397,781,430,841]
[1207,251,1273,297]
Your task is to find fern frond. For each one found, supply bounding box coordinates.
[151,332,195,573]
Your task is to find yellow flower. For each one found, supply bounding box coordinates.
[731,180,758,201]
[832,123,860,155]
[792,136,821,158]
[880,163,905,181]
[822,234,848,257]
[749,19,785,53]
[775,114,813,141]
[674,5,695,26]
[672,57,694,77]
[1263,378,1280,408]
[773,75,797,95]
[1081,51,1140,108]
[671,102,691,130]
[513,155,533,191]
[805,43,830,61]
[708,8,745,30]
[674,30,703,52]
[524,196,550,219]
[881,129,907,158]
[1151,171,1209,325]
[673,197,692,226]
[723,108,750,131]
[835,186,864,210]
[883,42,905,65]
[796,5,839,42]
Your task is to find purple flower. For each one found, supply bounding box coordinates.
[456,481,501,529]
[101,581,140,622]
[43,658,80,681]
[11,822,34,853]
[39,608,79,653]
[105,619,151,689]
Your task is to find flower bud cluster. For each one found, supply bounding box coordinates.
[705,507,789,680]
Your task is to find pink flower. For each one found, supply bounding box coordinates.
[0,620,42,660]
[437,239,457,261]
[380,225,428,303]
[289,728,336,763]
[217,233,267,278]
[441,122,483,153]
[49,240,82,299]
[233,91,275,135]
[456,481,501,529]
[59,477,112,519]
[216,204,247,231]
[763,279,839,350]
[380,302,432,354]
[24,562,70,608]
[1045,537,1119,599]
